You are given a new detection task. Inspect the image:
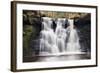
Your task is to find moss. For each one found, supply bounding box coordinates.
[23,25,33,56]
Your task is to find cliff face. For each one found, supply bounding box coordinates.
[23,10,42,61]
[74,14,91,52]
[40,11,88,19]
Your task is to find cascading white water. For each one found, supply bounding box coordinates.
[40,17,59,55]
[66,19,81,52]
[39,17,81,56]
[55,18,67,52]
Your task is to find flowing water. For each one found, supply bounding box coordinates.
[39,17,81,57]
[66,19,81,52]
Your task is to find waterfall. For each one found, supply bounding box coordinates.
[39,17,81,56]
[55,18,67,52]
[40,17,59,55]
[66,19,81,52]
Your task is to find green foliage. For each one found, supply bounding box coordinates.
[23,25,33,56]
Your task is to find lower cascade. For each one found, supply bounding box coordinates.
[66,19,81,52]
[39,17,81,56]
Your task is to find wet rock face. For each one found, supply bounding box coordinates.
[74,14,91,52]
[23,11,42,58]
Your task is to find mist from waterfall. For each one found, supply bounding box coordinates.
[39,17,81,56]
